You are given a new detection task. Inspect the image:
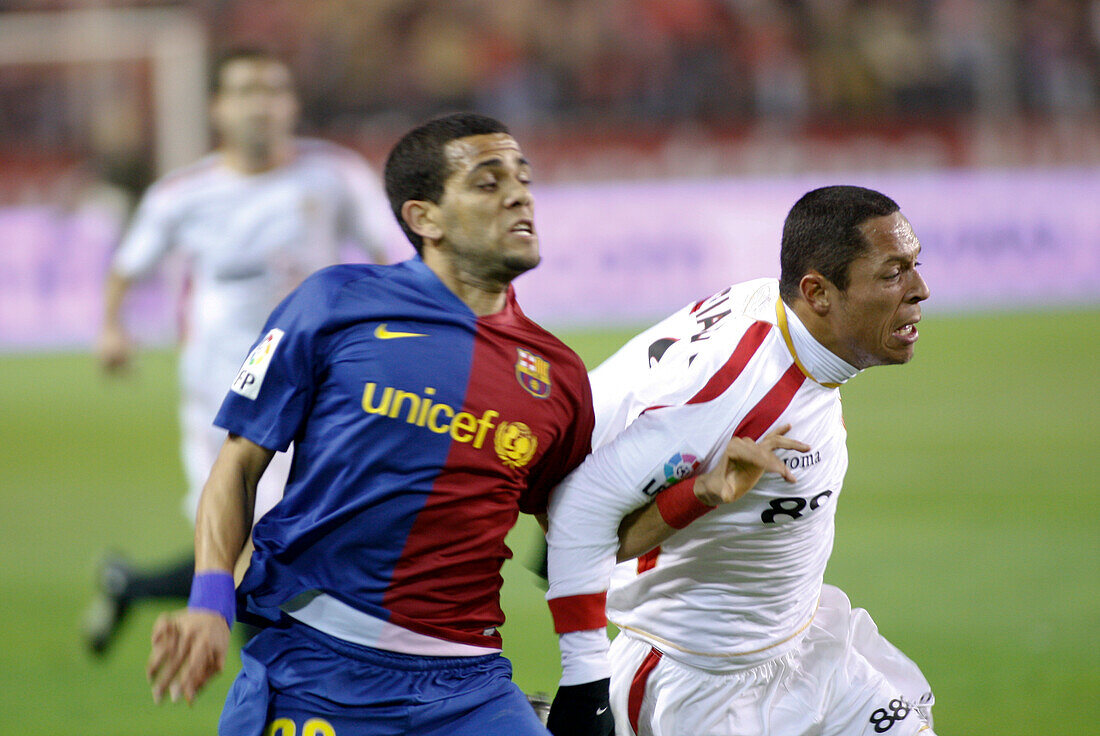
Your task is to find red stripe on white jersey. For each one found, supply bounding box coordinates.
[686,320,772,405]
[548,591,608,634]
[641,320,773,415]
[733,362,806,440]
[628,646,664,735]
[636,547,661,574]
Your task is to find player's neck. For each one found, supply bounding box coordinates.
[783,298,859,384]
[422,250,510,317]
[219,141,293,174]
[786,299,859,379]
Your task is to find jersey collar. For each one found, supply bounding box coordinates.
[775,298,859,388]
[406,256,520,323]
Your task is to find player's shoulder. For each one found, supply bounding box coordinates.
[656,301,785,388]
[139,154,222,207]
[685,276,778,335]
[728,277,780,316]
[268,264,384,336]
[148,153,222,193]
[300,261,428,305]
[693,278,777,323]
[506,299,582,360]
[676,312,776,369]
[299,262,383,295]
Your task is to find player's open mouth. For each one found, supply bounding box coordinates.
[510,221,535,237]
[892,322,919,344]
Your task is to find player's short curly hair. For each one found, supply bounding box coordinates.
[779,185,900,301]
[384,113,511,253]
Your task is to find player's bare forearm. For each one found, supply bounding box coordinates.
[97,271,136,372]
[194,433,273,573]
[616,501,671,562]
[147,434,272,704]
[101,270,133,329]
[614,474,711,561]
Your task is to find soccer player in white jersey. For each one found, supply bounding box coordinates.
[544,186,935,736]
[83,49,395,654]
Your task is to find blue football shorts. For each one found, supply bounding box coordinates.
[219,619,549,736]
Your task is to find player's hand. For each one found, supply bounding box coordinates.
[96,324,133,374]
[694,424,810,506]
[147,609,230,704]
[547,678,614,736]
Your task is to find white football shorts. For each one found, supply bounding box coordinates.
[609,585,935,736]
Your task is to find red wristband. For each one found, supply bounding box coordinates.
[656,478,715,529]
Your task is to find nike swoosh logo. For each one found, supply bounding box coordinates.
[374,324,428,340]
[596,707,608,715]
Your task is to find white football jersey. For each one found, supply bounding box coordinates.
[548,278,860,671]
[113,138,397,404]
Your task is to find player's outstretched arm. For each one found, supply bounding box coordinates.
[147,434,272,704]
[97,271,136,373]
[616,424,809,561]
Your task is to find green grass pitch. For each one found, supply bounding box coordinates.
[0,308,1096,734]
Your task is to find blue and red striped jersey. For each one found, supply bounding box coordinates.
[215,258,594,649]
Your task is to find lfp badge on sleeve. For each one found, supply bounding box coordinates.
[515,347,551,399]
[232,328,285,400]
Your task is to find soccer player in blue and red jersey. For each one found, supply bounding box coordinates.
[146,113,595,735]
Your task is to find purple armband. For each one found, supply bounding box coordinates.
[187,570,236,629]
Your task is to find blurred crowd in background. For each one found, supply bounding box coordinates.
[2,0,1100,200]
[212,0,1100,127]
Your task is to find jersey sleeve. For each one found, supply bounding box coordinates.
[334,150,400,263]
[213,271,335,451]
[111,181,177,279]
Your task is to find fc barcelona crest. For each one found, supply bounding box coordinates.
[515,347,551,399]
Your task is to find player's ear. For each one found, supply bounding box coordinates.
[799,272,832,315]
[401,200,443,244]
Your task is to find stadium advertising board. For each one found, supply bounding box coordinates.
[517,168,1100,326]
[1,168,1097,349]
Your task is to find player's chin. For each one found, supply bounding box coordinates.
[879,343,916,365]
[502,243,541,274]
[881,329,919,364]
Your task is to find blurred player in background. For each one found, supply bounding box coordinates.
[83,48,394,655]
[545,186,936,736]
[146,113,594,735]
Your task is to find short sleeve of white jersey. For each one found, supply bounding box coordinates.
[333,150,400,263]
[111,180,178,279]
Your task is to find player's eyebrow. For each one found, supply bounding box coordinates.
[468,156,531,177]
[881,244,922,264]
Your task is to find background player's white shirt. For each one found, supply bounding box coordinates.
[112,139,397,521]
[548,278,856,672]
[112,138,396,406]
